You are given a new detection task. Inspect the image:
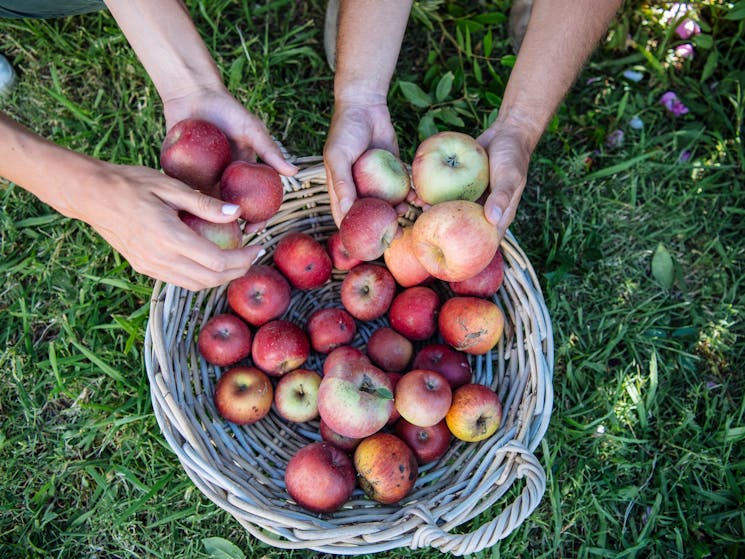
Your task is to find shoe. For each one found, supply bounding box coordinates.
[324,0,339,71]
[0,54,16,96]
[508,0,533,54]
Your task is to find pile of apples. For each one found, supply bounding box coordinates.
[163,118,507,514]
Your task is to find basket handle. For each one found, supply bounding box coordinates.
[406,441,547,555]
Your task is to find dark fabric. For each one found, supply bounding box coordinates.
[0,0,105,18]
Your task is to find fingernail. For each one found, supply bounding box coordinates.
[340,198,353,215]
[488,205,503,225]
[252,248,266,263]
[222,203,240,216]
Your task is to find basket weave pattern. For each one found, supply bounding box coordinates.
[144,157,554,555]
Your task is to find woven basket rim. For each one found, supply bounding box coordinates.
[144,157,554,556]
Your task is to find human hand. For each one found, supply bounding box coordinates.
[323,99,401,227]
[79,161,262,290]
[477,121,532,241]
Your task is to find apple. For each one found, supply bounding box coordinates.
[306,307,357,354]
[445,383,503,442]
[383,225,431,287]
[284,441,356,513]
[352,148,411,205]
[227,265,291,326]
[339,197,400,262]
[412,343,472,389]
[365,327,413,372]
[214,366,273,425]
[411,200,499,282]
[394,369,452,427]
[340,263,396,321]
[273,231,332,290]
[388,286,440,341]
[273,368,322,423]
[179,211,242,250]
[438,296,504,355]
[449,249,504,297]
[197,313,252,367]
[411,131,489,205]
[327,231,362,271]
[394,418,452,465]
[219,160,284,223]
[160,117,231,193]
[322,345,369,376]
[353,433,418,505]
[251,319,310,376]
[317,360,394,439]
[319,419,362,453]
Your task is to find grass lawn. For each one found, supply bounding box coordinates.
[1,1,743,558]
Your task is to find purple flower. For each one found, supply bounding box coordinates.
[660,91,689,117]
[675,43,695,59]
[676,18,701,39]
[678,150,692,163]
[605,129,625,149]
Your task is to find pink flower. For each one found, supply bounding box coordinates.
[605,129,625,149]
[660,91,689,117]
[675,43,695,59]
[676,18,701,39]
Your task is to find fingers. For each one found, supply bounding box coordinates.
[324,147,357,228]
[231,116,298,176]
[484,163,526,240]
[161,182,243,224]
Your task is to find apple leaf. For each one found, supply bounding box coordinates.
[398,80,433,108]
[376,387,394,400]
[202,537,245,559]
[651,243,674,289]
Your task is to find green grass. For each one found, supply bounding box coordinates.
[1,1,743,558]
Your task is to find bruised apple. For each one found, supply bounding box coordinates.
[354,433,418,505]
[214,366,273,425]
[438,296,504,355]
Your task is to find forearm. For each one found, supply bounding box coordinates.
[103,0,224,104]
[491,0,623,149]
[0,112,100,220]
[334,0,413,104]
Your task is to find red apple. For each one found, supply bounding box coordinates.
[353,433,418,504]
[445,383,503,442]
[285,441,356,513]
[317,360,394,439]
[365,327,413,372]
[306,307,357,354]
[327,231,363,271]
[449,249,504,297]
[251,319,310,376]
[394,418,452,464]
[411,200,499,282]
[319,419,362,453]
[438,296,504,355]
[339,197,400,261]
[411,131,489,205]
[179,211,242,250]
[412,343,472,389]
[352,148,411,205]
[160,118,231,193]
[214,366,273,425]
[219,160,284,223]
[227,265,291,326]
[273,368,322,423]
[322,345,369,376]
[273,231,332,290]
[383,225,431,287]
[340,263,396,321]
[197,313,252,367]
[388,286,440,341]
[394,369,452,427]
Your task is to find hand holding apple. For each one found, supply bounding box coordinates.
[352,148,411,205]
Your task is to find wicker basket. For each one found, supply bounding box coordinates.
[144,155,554,556]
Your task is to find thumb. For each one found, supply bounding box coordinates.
[172,187,243,224]
[324,149,358,228]
[483,169,525,240]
